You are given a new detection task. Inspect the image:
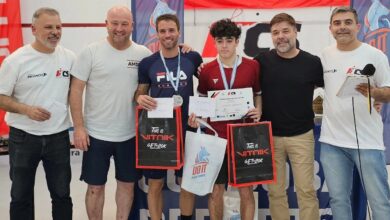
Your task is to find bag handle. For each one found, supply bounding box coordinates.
[195,118,219,137]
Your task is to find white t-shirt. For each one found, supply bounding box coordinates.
[320,43,390,150]
[0,45,75,135]
[71,39,151,142]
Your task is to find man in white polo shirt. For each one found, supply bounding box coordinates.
[0,7,74,220]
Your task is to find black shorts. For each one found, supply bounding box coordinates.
[142,168,183,179]
[215,154,228,184]
[80,136,141,185]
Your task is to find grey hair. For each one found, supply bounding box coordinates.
[32,7,60,24]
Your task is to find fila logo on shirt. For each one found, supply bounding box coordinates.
[156,70,187,82]
[55,68,70,78]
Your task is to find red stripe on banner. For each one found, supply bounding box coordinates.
[22,23,107,28]
[0,0,23,62]
[185,0,350,9]
[0,0,22,136]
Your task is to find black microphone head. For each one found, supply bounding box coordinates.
[362,64,376,76]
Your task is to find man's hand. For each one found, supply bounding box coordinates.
[25,106,51,121]
[137,95,157,111]
[245,108,261,122]
[374,101,382,113]
[197,63,205,76]
[356,83,373,97]
[188,113,200,128]
[73,127,90,151]
[179,43,193,53]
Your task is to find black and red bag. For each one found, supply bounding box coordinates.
[227,121,276,187]
[135,106,183,169]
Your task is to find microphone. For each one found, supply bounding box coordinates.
[360,64,376,114]
[361,64,376,76]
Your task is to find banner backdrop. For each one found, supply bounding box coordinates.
[352,0,390,164]
[131,0,184,53]
[184,0,350,9]
[0,0,23,136]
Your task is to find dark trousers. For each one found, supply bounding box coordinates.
[8,127,72,220]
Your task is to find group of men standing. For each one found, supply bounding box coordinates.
[0,4,390,220]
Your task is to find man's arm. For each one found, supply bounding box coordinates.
[255,95,262,119]
[69,77,89,151]
[0,95,50,121]
[356,84,390,102]
[134,84,157,110]
[372,87,390,102]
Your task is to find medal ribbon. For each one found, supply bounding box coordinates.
[160,48,181,92]
[217,55,239,89]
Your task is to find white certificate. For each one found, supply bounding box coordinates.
[34,100,67,128]
[208,87,254,121]
[148,98,174,118]
[188,96,216,118]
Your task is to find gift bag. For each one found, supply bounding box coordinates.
[227,122,276,187]
[181,119,227,196]
[223,186,258,220]
[136,106,183,169]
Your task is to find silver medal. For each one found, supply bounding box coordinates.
[173,95,183,107]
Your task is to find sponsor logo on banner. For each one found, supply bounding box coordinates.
[192,146,209,178]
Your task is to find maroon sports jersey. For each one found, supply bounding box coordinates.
[197,56,261,139]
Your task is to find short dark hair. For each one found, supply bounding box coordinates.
[210,19,241,39]
[330,6,359,24]
[270,13,297,29]
[156,14,180,31]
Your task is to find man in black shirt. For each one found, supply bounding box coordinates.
[254,13,323,220]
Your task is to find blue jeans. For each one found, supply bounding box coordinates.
[8,127,72,220]
[320,143,390,220]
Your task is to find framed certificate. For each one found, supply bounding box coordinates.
[208,87,254,121]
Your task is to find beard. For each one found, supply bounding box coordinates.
[275,41,294,53]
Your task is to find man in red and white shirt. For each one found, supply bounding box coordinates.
[189,18,261,220]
